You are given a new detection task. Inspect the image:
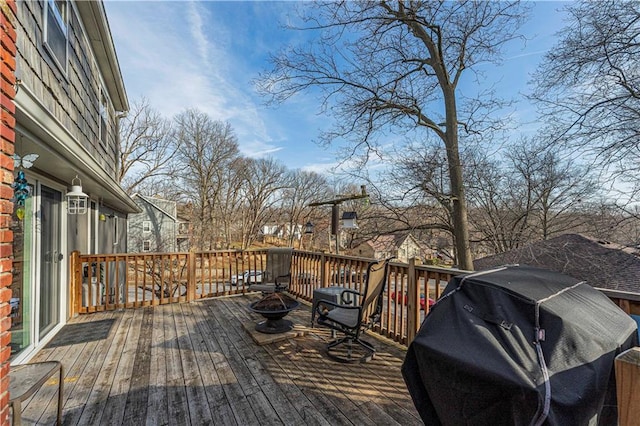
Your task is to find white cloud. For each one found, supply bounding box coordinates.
[186,2,211,65]
[106,1,288,158]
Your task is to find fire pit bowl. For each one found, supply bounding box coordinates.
[249,293,300,334]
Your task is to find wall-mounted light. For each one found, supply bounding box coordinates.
[99,213,115,221]
[66,175,88,214]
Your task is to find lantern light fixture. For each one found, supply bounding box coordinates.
[66,175,88,215]
[304,221,315,234]
[341,211,358,229]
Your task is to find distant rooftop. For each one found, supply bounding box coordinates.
[474,233,640,293]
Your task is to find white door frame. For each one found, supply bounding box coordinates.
[11,173,68,364]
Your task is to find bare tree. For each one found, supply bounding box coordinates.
[509,144,598,240]
[258,1,529,270]
[118,97,173,193]
[236,157,288,249]
[467,139,601,255]
[215,157,249,248]
[281,170,329,247]
[531,1,640,188]
[172,109,240,250]
[390,142,454,227]
[466,148,536,254]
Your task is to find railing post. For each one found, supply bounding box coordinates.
[187,249,196,302]
[618,298,632,314]
[616,347,640,426]
[69,251,81,317]
[320,252,329,288]
[407,257,420,344]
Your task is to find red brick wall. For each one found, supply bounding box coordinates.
[0,0,15,424]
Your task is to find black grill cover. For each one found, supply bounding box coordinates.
[402,265,638,426]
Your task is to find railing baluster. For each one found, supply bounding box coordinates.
[71,249,459,348]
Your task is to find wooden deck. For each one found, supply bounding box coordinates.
[20,294,422,425]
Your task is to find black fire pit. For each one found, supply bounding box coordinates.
[249,293,300,334]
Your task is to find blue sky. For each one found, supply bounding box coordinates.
[104,1,569,173]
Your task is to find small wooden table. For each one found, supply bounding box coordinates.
[9,361,63,426]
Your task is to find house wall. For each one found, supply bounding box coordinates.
[354,235,428,263]
[97,211,126,254]
[18,0,129,257]
[67,209,88,253]
[7,0,132,363]
[0,0,17,421]
[398,238,422,263]
[15,1,119,176]
[150,198,176,218]
[355,243,375,259]
[128,198,176,253]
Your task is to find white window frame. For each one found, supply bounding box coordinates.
[99,87,109,147]
[142,241,151,252]
[89,200,98,254]
[113,216,119,246]
[143,221,151,233]
[43,0,68,73]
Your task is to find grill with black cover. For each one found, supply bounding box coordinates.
[402,265,638,425]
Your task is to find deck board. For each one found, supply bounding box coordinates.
[76,307,136,425]
[122,306,153,425]
[101,307,143,425]
[186,302,238,425]
[21,294,421,425]
[163,303,190,425]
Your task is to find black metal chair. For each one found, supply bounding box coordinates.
[315,258,390,363]
[248,248,293,293]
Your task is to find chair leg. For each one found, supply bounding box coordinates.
[326,335,376,363]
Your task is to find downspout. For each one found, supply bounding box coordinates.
[115,111,127,184]
[115,112,127,252]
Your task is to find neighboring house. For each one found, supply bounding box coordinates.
[354,233,432,263]
[262,224,283,239]
[9,0,139,363]
[176,215,191,252]
[474,233,640,294]
[261,223,303,245]
[128,194,189,253]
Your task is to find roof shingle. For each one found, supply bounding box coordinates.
[473,234,640,293]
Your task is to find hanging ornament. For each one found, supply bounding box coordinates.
[11,153,38,220]
[13,153,39,169]
[11,170,31,220]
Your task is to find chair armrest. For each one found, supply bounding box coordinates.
[315,299,359,317]
[340,288,361,305]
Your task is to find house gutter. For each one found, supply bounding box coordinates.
[14,85,140,213]
[75,1,129,111]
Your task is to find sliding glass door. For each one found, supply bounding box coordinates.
[38,185,62,338]
[11,181,64,360]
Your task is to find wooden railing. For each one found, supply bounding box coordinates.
[69,249,459,346]
[69,249,640,420]
[69,248,640,347]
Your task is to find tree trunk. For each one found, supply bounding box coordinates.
[443,86,474,271]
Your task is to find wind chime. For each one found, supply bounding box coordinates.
[11,153,39,220]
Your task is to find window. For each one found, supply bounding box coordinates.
[99,88,108,146]
[44,0,68,71]
[90,201,97,254]
[113,216,119,246]
[142,241,150,252]
[143,221,151,233]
